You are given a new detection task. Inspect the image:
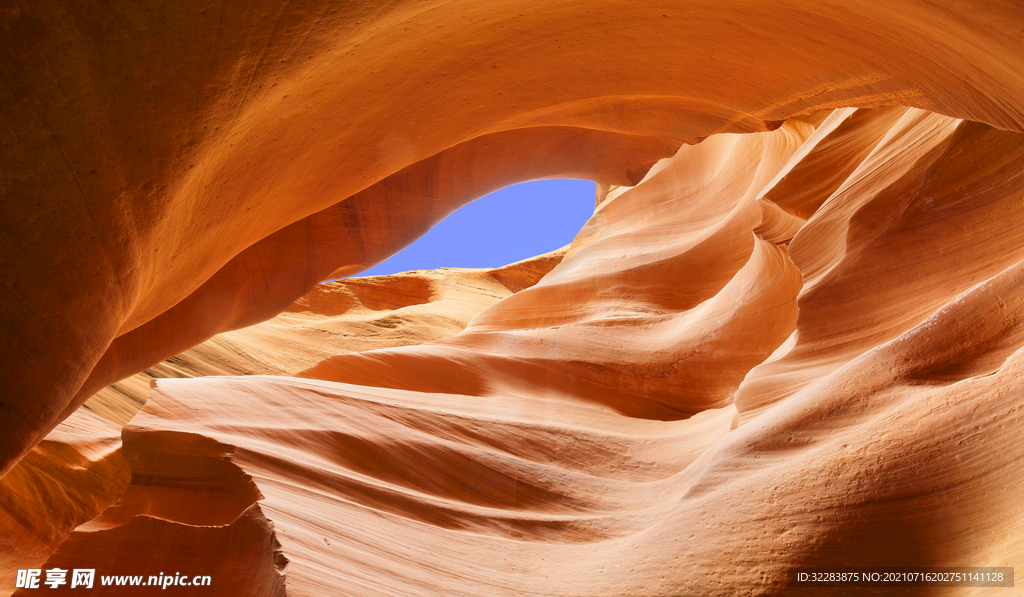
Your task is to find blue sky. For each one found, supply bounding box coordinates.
[350,179,597,278]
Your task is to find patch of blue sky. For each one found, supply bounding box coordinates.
[345,178,596,278]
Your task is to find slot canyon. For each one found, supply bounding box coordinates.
[2,1,1024,595]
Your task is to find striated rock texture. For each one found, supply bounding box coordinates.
[4,1,1024,596]
[11,108,1024,596]
[83,249,568,426]
[6,0,1024,477]
[0,411,128,596]
[0,253,560,594]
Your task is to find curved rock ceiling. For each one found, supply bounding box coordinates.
[3,1,1024,595]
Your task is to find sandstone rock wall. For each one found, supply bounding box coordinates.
[14,108,1024,595]
[0,252,562,594]
[5,1,1024,595]
[5,0,1024,477]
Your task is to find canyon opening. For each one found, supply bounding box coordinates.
[2,2,1024,596]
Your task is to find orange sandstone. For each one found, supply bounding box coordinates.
[6,0,1024,475]
[3,1,1024,596]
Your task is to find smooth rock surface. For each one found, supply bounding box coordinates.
[5,1,1024,595]
[5,0,1024,476]
[1,252,560,594]
[16,109,1024,595]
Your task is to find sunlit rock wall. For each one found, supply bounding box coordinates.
[4,1,1024,595]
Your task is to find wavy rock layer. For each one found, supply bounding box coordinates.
[0,412,128,597]
[6,1,1024,595]
[6,0,1024,478]
[0,252,561,593]
[83,249,567,426]
[18,108,1024,596]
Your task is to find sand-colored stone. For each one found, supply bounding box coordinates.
[16,108,1024,596]
[6,0,1024,477]
[0,412,128,596]
[5,1,1024,595]
[84,248,567,425]
[1,252,561,593]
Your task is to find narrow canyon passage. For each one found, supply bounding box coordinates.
[4,1,1024,596]
[7,107,1024,596]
